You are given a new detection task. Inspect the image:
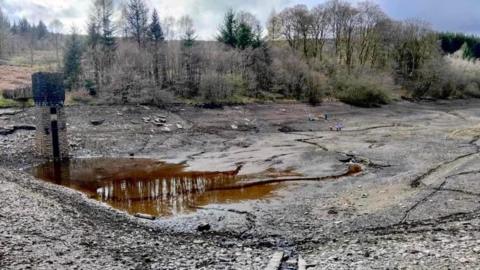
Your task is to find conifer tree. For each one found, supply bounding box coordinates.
[147,9,164,87]
[64,28,83,90]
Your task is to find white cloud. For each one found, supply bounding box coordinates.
[2,0,479,37]
[2,0,293,38]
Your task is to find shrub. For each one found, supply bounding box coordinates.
[305,72,326,105]
[0,95,19,108]
[465,82,480,98]
[271,47,326,102]
[66,90,93,105]
[199,71,234,104]
[333,73,392,107]
[404,56,480,99]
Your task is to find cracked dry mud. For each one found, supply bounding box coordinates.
[2,100,480,269]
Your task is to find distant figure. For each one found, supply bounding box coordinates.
[324,113,328,120]
[335,122,344,131]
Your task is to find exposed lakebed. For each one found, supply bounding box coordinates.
[30,158,283,217]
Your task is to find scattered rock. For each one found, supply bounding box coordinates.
[0,127,14,135]
[90,119,105,126]
[0,109,22,116]
[133,213,156,220]
[0,125,36,135]
[328,209,338,215]
[197,223,211,232]
[278,126,299,133]
[14,124,36,131]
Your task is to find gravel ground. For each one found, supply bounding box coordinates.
[2,100,480,269]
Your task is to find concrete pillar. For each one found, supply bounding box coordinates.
[32,72,69,161]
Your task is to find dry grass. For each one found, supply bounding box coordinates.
[0,65,34,91]
[445,55,480,74]
[448,125,480,140]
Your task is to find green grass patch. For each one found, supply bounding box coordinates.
[0,96,33,108]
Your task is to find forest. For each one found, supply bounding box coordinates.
[1,0,480,107]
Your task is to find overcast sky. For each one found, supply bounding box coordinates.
[1,0,479,39]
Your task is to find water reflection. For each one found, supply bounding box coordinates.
[31,158,281,216]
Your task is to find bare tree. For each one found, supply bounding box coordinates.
[0,8,10,59]
[162,16,177,41]
[49,19,64,70]
[310,4,329,59]
[86,0,116,93]
[126,0,149,48]
[277,5,312,57]
[147,9,164,87]
[278,8,299,50]
[267,9,281,41]
[356,1,386,67]
[117,1,130,39]
[178,15,200,97]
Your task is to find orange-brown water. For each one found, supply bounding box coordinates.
[31,158,282,217]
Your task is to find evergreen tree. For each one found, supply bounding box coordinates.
[11,21,18,35]
[236,22,253,50]
[147,9,164,87]
[217,10,262,50]
[98,0,116,55]
[179,15,199,97]
[217,9,237,48]
[63,28,83,90]
[127,0,149,48]
[147,9,164,42]
[36,20,48,39]
[18,18,30,35]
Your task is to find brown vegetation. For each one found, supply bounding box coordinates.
[0,65,33,91]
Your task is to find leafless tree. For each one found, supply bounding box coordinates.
[310,4,329,59]
[267,10,281,41]
[49,19,64,70]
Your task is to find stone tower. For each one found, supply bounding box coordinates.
[32,72,69,161]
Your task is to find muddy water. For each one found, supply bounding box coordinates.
[30,158,282,217]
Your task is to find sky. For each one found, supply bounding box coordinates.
[1,0,480,39]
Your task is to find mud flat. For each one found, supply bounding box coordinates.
[2,100,480,269]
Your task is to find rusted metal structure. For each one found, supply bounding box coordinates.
[32,72,68,161]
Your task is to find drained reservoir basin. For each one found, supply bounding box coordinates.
[30,158,282,217]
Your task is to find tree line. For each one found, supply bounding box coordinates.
[1,0,480,106]
[439,32,480,59]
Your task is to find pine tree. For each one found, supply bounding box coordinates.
[236,23,253,50]
[36,21,48,39]
[147,9,164,42]
[63,28,83,90]
[179,15,198,97]
[217,9,237,48]
[127,0,149,48]
[18,18,30,35]
[87,16,101,92]
[98,0,116,66]
[147,9,164,87]
[11,21,18,35]
[217,10,262,50]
